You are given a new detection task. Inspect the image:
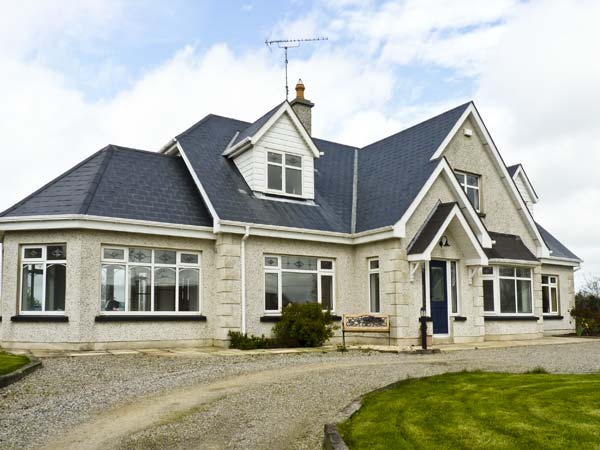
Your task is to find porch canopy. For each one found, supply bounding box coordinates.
[407,202,488,267]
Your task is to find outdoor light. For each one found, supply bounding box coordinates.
[419,307,428,350]
[439,235,450,247]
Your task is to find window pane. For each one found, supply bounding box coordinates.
[285,167,302,195]
[467,174,479,187]
[483,279,494,312]
[282,272,317,307]
[268,164,282,190]
[47,245,66,260]
[102,265,125,311]
[45,264,66,311]
[179,268,199,312]
[155,250,176,265]
[455,172,466,187]
[320,260,333,270]
[467,187,479,211]
[482,267,494,276]
[129,266,151,311]
[268,152,282,163]
[321,275,333,311]
[499,267,514,277]
[21,264,43,311]
[281,256,317,271]
[180,253,199,265]
[369,273,380,313]
[24,248,43,259]
[517,280,532,313]
[500,278,516,313]
[369,259,379,270]
[264,256,279,267]
[285,154,302,167]
[129,248,152,263]
[430,266,445,302]
[155,267,176,311]
[550,276,557,284]
[542,275,549,284]
[103,248,125,261]
[265,272,279,310]
[542,285,550,314]
[551,288,558,313]
[451,261,458,314]
[516,268,531,278]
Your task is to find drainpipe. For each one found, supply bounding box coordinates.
[241,226,250,335]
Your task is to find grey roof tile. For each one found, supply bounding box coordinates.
[485,232,537,262]
[536,223,581,261]
[229,102,284,148]
[408,202,457,254]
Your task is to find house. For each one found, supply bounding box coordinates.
[0,81,581,350]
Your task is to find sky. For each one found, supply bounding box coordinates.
[0,0,599,288]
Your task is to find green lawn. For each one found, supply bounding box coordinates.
[0,351,30,375]
[339,371,600,450]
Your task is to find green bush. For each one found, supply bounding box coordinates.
[272,303,335,347]
[228,331,276,350]
[570,293,600,336]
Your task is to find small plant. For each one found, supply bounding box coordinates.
[526,366,548,374]
[272,303,336,347]
[228,331,276,350]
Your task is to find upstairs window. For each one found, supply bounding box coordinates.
[542,275,559,314]
[267,151,303,196]
[21,245,67,314]
[455,171,481,212]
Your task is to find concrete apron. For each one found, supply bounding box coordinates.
[4,336,592,359]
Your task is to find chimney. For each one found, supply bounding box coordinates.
[290,79,314,135]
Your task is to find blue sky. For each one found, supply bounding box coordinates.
[0,0,599,285]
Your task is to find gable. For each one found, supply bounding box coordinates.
[439,111,548,257]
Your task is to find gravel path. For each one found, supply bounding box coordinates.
[2,342,600,450]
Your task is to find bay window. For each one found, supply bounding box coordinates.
[264,255,334,313]
[21,245,67,314]
[267,151,303,196]
[482,266,533,315]
[542,275,559,315]
[101,247,201,314]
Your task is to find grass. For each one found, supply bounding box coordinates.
[0,351,30,375]
[339,371,600,450]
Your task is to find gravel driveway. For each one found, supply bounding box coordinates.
[2,341,600,450]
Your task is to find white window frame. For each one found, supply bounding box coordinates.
[263,255,335,314]
[100,246,202,315]
[368,258,381,313]
[542,274,560,315]
[20,244,67,315]
[455,170,481,212]
[482,266,534,316]
[266,149,303,197]
[448,260,460,316]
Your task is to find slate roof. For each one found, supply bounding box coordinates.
[507,164,520,177]
[408,202,457,254]
[0,145,213,227]
[537,223,581,261]
[0,101,579,263]
[485,232,538,262]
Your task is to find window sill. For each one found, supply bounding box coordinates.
[452,316,467,322]
[543,315,564,320]
[260,314,342,323]
[95,315,206,322]
[484,316,539,321]
[11,315,69,323]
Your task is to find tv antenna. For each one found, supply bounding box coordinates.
[265,37,328,99]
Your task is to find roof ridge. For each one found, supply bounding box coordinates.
[0,146,111,217]
[81,146,115,214]
[110,145,177,158]
[360,101,472,151]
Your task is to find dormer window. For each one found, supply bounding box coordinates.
[455,170,481,212]
[267,151,303,196]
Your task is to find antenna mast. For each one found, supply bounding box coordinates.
[265,37,328,99]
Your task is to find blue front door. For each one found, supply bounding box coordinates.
[429,260,448,334]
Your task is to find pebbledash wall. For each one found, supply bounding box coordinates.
[0,228,573,350]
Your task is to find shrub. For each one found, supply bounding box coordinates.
[570,293,600,336]
[272,303,335,347]
[228,331,276,350]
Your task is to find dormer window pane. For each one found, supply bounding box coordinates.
[285,154,301,167]
[268,164,283,190]
[268,152,282,164]
[286,168,302,195]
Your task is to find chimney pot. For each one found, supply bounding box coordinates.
[295,79,305,100]
[290,78,314,135]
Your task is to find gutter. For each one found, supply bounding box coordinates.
[241,226,250,334]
